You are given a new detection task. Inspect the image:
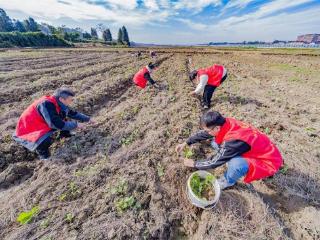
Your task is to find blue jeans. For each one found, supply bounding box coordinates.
[224,156,249,185]
[210,140,249,184]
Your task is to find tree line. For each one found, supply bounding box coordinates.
[0,8,131,47]
[91,26,130,46]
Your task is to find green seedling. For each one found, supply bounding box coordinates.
[115,196,136,212]
[305,127,316,132]
[157,163,165,177]
[190,173,215,200]
[17,206,40,225]
[111,179,128,195]
[59,182,82,201]
[74,165,99,177]
[40,218,50,229]
[183,147,194,159]
[120,130,139,146]
[264,127,271,134]
[65,213,74,223]
[132,106,140,114]
[280,164,289,175]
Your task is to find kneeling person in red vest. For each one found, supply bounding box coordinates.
[133,63,159,89]
[189,64,227,109]
[13,88,93,160]
[175,111,283,189]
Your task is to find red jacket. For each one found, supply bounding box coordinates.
[133,67,149,88]
[197,65,224,87]
[215,118,283,183]
[15,95,61,143]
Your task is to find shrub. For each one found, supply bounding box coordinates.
[0,32,71,48]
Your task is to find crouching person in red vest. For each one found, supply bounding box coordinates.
[133,63,159,89]
[175,111,283,189]
[13,88,93,160]
[189,64,227,109]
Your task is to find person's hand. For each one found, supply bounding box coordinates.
[153,83,160,89]
[189,91,197,96]
[77,122,87,129]
[175,142,187,154]
[88,118,97,125]
[183,158,195,168]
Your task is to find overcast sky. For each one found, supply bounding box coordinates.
[1,0,319,44]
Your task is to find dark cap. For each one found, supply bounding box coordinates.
[54,87,75,99]
[148,62,156,69]
[200,111,226,128]
[189,70,198,81]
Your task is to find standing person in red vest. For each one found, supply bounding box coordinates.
[189,64,227,109]
[175,111,283,189]
[133,63,159,89]
[13,88,93,160]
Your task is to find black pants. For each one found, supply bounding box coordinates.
[36,136,52,160]
[35,131,71,159]
[202,73,228,108]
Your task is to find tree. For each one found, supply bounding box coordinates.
[0,8,14,32]
[102,28,112,42]
[14,20,26,32]
[117,28,123,44]
[83,32,91,39]
[64,32,80,42]
[24,17,39,32]
[91,28,98,39]
[121,26,130,46]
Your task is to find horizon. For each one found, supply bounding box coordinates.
[1,0,320,44]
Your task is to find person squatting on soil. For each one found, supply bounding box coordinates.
[176,111,283,190]
[189,64,227,109]
[13,88,93,160]
[133,62,160,89]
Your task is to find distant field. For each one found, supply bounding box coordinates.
[0,47,319,240]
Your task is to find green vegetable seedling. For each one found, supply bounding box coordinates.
[183,147,194,159]
[17,206,40,225]
[190,173,215,200]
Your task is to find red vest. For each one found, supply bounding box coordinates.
[215,118,283,183]
[197,65,224,87]
[15,95,61,143]
[133,67,149,89]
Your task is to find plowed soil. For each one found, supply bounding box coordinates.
[0,47,319,240]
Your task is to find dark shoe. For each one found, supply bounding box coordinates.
[58,131,75,139]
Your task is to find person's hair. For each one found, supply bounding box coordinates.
[189,70,198,81]
[148,62,156,69]
[200,111,226,128]
[54,87,75,99]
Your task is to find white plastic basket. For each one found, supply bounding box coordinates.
[187,170,221,209]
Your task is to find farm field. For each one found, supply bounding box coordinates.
[0,47,319,240]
